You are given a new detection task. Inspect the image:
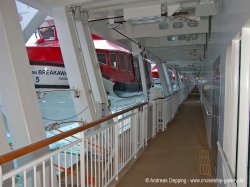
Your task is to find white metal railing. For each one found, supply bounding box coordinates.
[153,88,189,133]
[0,89,188,187]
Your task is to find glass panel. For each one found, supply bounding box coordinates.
[97,53,107,65]
[110,53,117,68]
[119,54,126,70]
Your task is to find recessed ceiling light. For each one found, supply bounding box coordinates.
[167,35,176,41]
[178,35,187,40]
[173,22,184,29]
[158,22,169,30]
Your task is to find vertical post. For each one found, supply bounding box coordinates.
[114,123,119,180]
[162,64,173,94]
[125,22,148,101]
[53,7,96,122]
[80,131,85,187]
[143,105,148,145]
[0,1,52,186]
[139,107,144,148]
[131,109,138,158]
[77,11,109,118]
[0,0,47,152]
[152,100,157,137]
[131,43,149,102]
[138,53,149,102]
[0,166,2,187]
[155,62,170,96]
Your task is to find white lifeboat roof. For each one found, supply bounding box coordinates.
[93,40,130,53]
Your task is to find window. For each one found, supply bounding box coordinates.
[119,54,126,70]
[109,53,117,68]
[39,26,55,40]
[127,55,132,71]
[97,53,107,65]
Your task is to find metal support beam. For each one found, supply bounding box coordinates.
[22,11,47,43]
[132,43,149,102]
[155,62,170,96]
[0,1,52,186]
[53,7,97,122]
[126,22,149,101]
[163,64,173,94]
[0,0,47,156]
[76,11,109,118]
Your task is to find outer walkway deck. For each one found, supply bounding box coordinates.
[117,93,215,187]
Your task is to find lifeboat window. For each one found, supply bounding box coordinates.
[127,55,132,71]
[109,53,117,68]
[97,53,107,65]
[38,26,55,40]
[119,54,126,70]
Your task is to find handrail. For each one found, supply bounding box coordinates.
[153,87,190,100]
[0,102,147,165]
[152,91,177,101]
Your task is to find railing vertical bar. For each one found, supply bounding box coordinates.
[23,170,26,187]
[125,122,128,162]
[90,137,93,186]
[129,119,132,158]
[64,150,67,187]
[86,139,89,187]
[94,135,97,187]
[42,161,45,187]
[50,157,53,187]
[123,121,125,166]
[76,144,79,187]
[70,147,73,187]
[80,132,85,187]
[104,129,107,184]
[107,128,110,181]
[125,120,128,162]
[42,161,46,187]
[12,176,15,187]
[114,122,119,180]
[145,106,148,144]
[0,167,2,187]
[111,126,113,178]
[121,121,124,167]
[34,165,37,187]
[101,131,104,187]
[120,121,122,168]
[127,121,129,161]
[58,153,61,186]
[98,133,100,187]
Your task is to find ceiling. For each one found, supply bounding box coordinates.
[19,0,219,76]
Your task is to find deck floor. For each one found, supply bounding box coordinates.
[116,93,215,187]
